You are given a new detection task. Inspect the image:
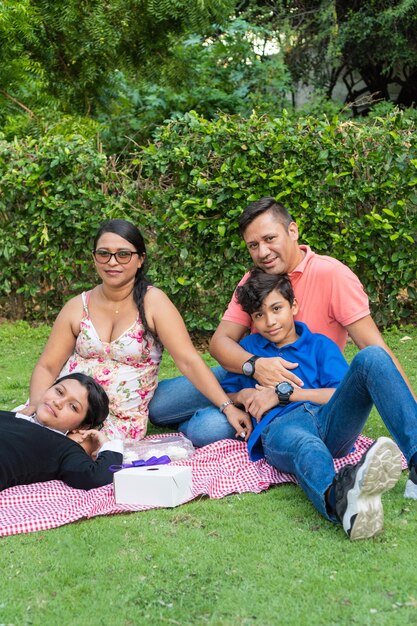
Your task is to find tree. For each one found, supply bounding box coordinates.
[0,0,235,116]
[335,0,417,110]
[235,0,417,111]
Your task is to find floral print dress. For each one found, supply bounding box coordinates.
[59,291,163,440]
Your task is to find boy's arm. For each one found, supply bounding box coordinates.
[242,333,346,421]
[245,386,336,422]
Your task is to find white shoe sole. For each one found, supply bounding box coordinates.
[344,437,402,541]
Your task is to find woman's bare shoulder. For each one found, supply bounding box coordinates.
[144,285,170,303]
[54,292,86,329]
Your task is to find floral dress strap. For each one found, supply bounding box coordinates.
[81,290,92,317]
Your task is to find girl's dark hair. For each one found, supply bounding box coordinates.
[54,373,109,429]
[93,219,153,337]
[236,268,295,315]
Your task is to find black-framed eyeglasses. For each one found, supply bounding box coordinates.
[93,249,139,264]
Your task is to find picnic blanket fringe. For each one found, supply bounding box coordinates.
[0,434,407,537]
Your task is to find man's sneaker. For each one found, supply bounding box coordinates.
[333,437,402,541]
[404,465,417,499]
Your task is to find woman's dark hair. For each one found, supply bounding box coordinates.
[93,219,153,337]
[54,373,109,429]
[236,268,295,315]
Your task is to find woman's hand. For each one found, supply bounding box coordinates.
[254,357,304,388]
[222,404,253,441]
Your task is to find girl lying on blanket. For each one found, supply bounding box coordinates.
[1,372,122,491]
[20,219,250,442]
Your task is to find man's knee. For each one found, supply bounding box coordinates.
[353,345,392,371]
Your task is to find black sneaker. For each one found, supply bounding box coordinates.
[333,437,402,541]
[404,465,417,499]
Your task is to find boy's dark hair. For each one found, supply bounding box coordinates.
[53,373,109,430]
[238,197,294,236]
[236,268,295,315]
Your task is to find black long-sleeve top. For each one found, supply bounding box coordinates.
[0,411,122,491]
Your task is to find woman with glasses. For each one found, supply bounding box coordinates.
[22,219,251,442]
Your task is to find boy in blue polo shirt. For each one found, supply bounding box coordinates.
[221,268,417,540]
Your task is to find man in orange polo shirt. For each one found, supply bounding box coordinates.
[209,196,413,394]
[148,196,414,446]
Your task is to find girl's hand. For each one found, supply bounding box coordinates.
[19,404,37,417]
[69,429,109,459]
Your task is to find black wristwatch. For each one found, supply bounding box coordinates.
[242,356,260,377]
[275,381,294,406]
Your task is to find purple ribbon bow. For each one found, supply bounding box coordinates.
[109,455,171,472]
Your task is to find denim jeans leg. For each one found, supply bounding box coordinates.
[179,406,237,447]
[148,366,228,426]
[261,405,337,520]
[317,346,417,464]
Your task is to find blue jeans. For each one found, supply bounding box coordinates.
[261,346,417,521]
[148,366,237,446]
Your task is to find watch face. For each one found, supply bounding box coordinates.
[277,382,293,394]
[242,361,254,376]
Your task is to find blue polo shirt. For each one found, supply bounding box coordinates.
[221,322,349,460]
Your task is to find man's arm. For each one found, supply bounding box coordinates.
[209,320,305,387]
[346,315,416,399]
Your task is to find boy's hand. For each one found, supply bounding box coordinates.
[247,386,278,422]
[254,357,304,388]
[69,429,109,459]
[222,405,252,441]
[233,387,278,422]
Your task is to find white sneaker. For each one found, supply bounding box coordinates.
[334,437,402,541]
[404,466,417,499]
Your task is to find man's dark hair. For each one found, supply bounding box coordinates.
[236,268,295,315]
[238,197,294,236]
[53,373,109,430]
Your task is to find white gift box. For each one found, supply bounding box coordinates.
[113,465,193,507]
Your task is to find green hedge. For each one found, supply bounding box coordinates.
[134,109,417,329]
[0,109,416,330]
[0,133,136,320]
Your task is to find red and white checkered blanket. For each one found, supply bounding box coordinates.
[0,434,405,537]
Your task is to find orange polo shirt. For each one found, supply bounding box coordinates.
[222,245,370,351]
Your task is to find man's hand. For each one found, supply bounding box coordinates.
[69,429,109,459]
[222,404,253,441]
[254,357,304,388]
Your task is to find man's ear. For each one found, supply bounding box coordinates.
[287,221,299,241]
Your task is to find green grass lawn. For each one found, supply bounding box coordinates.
[1,321,417,626]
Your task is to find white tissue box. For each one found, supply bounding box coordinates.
[113,465,193,507]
